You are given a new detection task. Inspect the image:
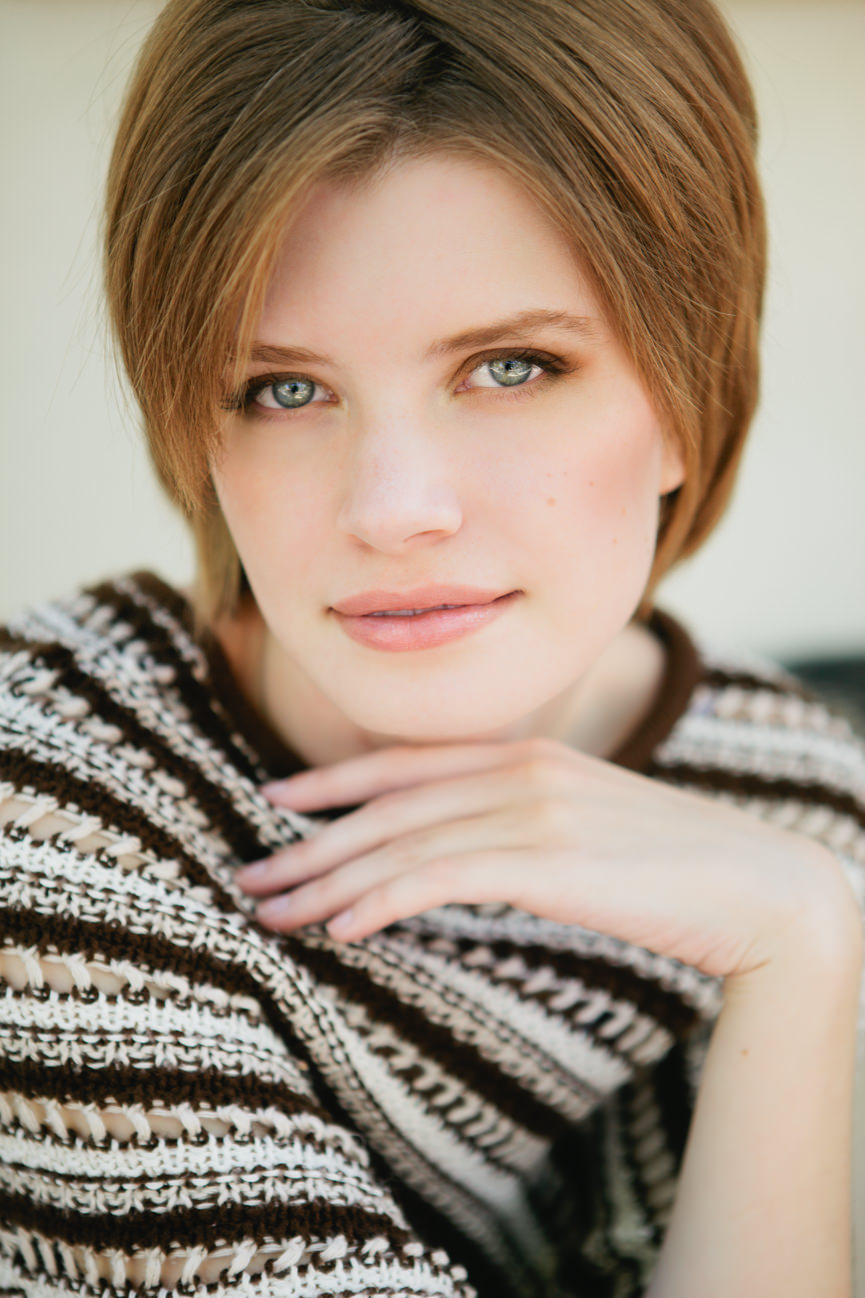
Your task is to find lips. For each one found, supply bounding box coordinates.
[333,591,521,651]
[331,585,514,617]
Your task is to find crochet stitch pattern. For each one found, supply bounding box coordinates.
[0,571,863,1297]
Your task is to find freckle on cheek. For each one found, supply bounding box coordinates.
[546,497,556,507]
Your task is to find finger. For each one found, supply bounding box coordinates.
[325,847,529,942]
[235,835,332,894]
[240,756,573,897]
[261,735,573,810]
[253,808,525,930]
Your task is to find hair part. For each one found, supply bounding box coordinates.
[104,0,766,632]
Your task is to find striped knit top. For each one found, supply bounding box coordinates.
[1,570,863,1298]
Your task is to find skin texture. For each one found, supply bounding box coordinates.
[211,150,858,965]
[212,152,685,768]
[213,151,862,1295]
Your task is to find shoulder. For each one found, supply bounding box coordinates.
[653,623,865,1046]
[0,571,318,998]
[0,569,264,787]
[0,571,293,883]
[655,631,865,793]
[653,623,865,915]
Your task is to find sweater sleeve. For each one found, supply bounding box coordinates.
[0,801,475,1297]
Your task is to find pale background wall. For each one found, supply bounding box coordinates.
[1,0,863,1282]
[1,0,863,659]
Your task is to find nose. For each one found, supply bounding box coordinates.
[335,416,463,552]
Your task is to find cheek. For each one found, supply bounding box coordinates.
[527,405,666,561]
[211,440,327,573]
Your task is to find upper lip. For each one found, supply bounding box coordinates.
[331,585,514,616]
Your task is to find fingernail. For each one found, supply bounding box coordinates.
[261,776,306,799]
[257,894,295,925]
[327,909,354,938]
[235,860,270,885]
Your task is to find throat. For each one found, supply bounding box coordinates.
[553,620,668,761]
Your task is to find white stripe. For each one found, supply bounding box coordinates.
[315,1004,555,1282]
[0,1243,471,1297]
[339,934,632,1110]
[654,711,865,789]
[389,909,723,1017]
[0,1120,373,1181]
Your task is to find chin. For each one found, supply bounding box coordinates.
[331,674,545,747]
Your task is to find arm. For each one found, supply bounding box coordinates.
[646,870,863,1298]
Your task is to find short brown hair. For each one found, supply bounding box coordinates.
[104,0,766,626]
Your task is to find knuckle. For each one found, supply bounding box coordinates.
[516,752,556,787]
[390,829,433,869]
[532,795,572,839]
[515,738,575,791]
[426,856,460,890]
[524,735,561,758]
[303,871,338,906]
[371,789,403,818]
[374,875,404,916]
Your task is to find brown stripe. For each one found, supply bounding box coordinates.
[0,907,529,1196]
[651,1042,693,1166]
[544,1110,641,1294]
[0,1192,412,1255]
[0,910,505,1256]
[82,575,267,783]
[468,937,699,1039]
[392,1173,532,1298]
[0,749,238,910]
[295,941,584,1141]
[0,1058,326,1123]
[0,633,275,864]
[700,664,816,700]
[645,759,865,833]
[612,607,704,774]
[130,570,310,780]
[0,910,316,1074]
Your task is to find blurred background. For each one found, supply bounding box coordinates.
[1,0,864,1281]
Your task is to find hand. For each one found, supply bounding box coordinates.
[236,737,855,979]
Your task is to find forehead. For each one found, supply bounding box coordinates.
[255,152,604,356]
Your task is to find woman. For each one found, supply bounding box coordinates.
[0,0,862,1294]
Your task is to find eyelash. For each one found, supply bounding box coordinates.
[221,348,575,419]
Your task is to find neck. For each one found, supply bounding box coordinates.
[212,598,668,770]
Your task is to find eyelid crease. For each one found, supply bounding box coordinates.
[233,310,604,370]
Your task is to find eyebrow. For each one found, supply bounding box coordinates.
[243,309,603,369]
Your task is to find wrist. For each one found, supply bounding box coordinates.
[731,841,863,994]
[724,891,863,1021]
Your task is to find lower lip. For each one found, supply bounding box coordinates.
[333,592,520,651]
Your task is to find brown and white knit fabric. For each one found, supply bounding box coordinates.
[0,571,863,1298]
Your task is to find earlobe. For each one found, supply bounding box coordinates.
[660,437,686,496]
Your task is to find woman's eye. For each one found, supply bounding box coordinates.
[254,377,322,410]
[468,356,544,389]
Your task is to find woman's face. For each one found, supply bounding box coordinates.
[212,152,684,751]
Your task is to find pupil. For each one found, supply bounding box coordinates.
[490,358,532,387]
[272,378,314,408]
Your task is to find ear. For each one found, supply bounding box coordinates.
[659,435,686,496]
